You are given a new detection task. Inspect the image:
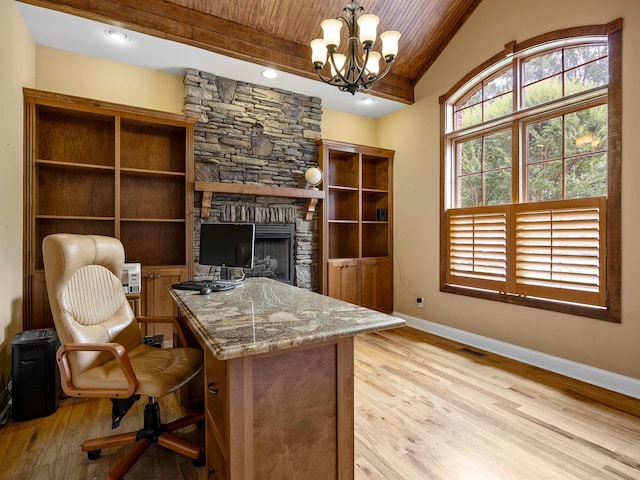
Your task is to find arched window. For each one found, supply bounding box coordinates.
[440,20,622,322]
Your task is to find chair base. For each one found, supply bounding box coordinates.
[81,399,205,480]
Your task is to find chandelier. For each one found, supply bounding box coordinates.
[310,2,401,95]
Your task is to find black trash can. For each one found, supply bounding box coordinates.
[11,328,61,422]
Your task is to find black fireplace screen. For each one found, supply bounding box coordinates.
[244,224,295,284]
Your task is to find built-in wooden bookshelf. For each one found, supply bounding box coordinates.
[318,139,394,313]
[23,89,196,331]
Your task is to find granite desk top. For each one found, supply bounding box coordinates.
[170,277,406,360]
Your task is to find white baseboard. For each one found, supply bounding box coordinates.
[394,312,640,399]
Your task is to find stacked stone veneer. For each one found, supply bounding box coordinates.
[183,69,322,290]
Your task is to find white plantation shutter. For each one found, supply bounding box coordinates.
[446,207,509,291]
[445,198,606,307]
[514,198,606,306]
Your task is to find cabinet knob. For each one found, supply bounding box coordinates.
[208,469,216,479]
[155,274,161,279]
[207,382,218,395]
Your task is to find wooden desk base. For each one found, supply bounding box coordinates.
[205,337,354,480]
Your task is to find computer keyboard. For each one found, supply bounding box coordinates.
[171,280,236,292]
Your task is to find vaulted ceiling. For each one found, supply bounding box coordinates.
[19,0,483,104]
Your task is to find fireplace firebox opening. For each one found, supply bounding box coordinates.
[244,223,295,284]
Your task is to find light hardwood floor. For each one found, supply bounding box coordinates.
[1,327,639,479]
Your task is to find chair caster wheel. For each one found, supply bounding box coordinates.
[193,456,205,467]
[87,449,102,460]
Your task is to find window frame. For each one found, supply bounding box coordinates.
[439,20,622,322]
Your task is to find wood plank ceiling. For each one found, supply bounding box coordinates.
[20,0,483,104]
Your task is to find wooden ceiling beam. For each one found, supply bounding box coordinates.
[20,0,415,104]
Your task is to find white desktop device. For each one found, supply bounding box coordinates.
[122,263,141,294]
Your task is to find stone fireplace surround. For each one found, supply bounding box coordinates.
[184,69,322,291]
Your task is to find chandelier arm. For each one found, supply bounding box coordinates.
[325,46,378,94]
[355,47,371,84]
[326,50,362,89]
[359,61,393,89]
[315,69,347,87]
[338,26,368,87]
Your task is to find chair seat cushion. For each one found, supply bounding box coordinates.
[73,344,203,398]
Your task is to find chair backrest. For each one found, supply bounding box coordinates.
[42,234,141,375]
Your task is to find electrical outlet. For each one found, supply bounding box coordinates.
[416,297,424,308]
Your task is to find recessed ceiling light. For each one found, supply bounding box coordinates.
[360,97,374,105]
[104,28,130,43]
[261,69,278,79]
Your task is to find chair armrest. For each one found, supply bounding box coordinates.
[136,316,188,347]
[57,343,138,399]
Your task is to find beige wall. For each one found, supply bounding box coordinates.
[36,46,184,113]
[379,0,640,378]
[0,0,36,388]
[321,109,380,148]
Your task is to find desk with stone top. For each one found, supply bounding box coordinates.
[170,277,405,480]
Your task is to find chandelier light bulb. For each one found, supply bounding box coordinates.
[380,30,401,60]
[364,51,381,76]
[321,19,343,49]
[357,13,379,46]
[310,38,327,67]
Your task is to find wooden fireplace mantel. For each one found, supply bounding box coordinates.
[195,181,325,220]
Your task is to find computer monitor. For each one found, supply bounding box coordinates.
[199,223,255,269]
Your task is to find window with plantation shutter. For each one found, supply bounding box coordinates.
[514,198,606,306]
[440,21,621,322]
[446,199,606,306]
[446,207,508,291]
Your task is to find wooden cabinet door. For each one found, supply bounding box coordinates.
[142,266,186,347]
[327,259,359,305]
[360,257,392,313]
[204,348,228,465]
[326,260,343,301]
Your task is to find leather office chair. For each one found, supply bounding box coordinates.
[42,233,204,480]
